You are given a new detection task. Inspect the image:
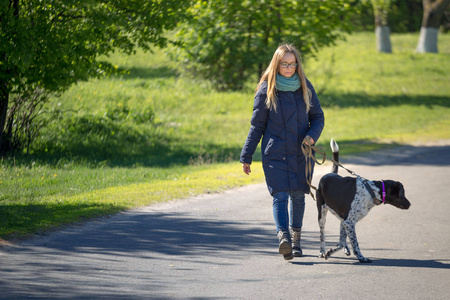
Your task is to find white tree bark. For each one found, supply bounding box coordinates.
[416,26,439,53]
[375,25,392,53]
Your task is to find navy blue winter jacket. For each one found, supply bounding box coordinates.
[240,79,325,195]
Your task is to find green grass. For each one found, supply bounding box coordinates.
[1,163,264,237]
[1,32,449,240]
[305,32,450,145]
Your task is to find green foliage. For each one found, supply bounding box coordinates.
[388,0,423,32]
[0,0,191,152]
[0,0,190,94]
[173,0,360,90]
[367,0,392,26]
[321,1,424,33]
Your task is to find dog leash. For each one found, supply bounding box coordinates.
[301,138,385,204]
[302,139,385,204]
[301,136,359,201]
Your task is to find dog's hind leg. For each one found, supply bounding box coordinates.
[342,220,372,263]
[318,205,328,259]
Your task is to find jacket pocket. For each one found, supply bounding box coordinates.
[264,136,276,156]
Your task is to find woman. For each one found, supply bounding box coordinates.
[240,44,324,260]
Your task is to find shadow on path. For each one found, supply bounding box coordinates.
[0,212,322,299]
[341,144,450,166]
[370,258,450,269]
[289,255,450,269]
[3,212,277,257]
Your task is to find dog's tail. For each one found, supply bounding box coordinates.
[330,138,339,174]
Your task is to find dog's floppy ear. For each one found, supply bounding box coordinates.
[392,181,405,198]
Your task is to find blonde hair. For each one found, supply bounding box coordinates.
[256,44,311,112]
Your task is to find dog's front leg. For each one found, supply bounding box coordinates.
[340,222,351,256]
[325,221,350,258]
[342,220,372,263]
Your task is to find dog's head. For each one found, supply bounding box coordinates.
[384,181,410,209]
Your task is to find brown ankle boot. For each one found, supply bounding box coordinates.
[291,228,302,257]
[277,230,293,260]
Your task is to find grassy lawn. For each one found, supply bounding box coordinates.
[305,32,450,145]
[1,32,449,240]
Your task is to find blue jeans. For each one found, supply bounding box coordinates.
[273,191,305,233]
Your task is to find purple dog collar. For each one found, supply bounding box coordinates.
[382,181,386,204]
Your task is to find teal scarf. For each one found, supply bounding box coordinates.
[276,73,301,92]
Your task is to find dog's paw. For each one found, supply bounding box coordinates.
[343,246,351,256]
[358,257,372,263]
[325,249,335,258]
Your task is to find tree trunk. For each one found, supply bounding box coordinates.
[374,4,392,53]
[376,26,392,53]
[0,0,19,152]
[416,0,450,53]
[0,83,9,153]
[416,27,439,52]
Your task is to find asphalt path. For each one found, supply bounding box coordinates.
[1,142,450,299]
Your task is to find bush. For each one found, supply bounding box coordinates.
[173,0,359,90]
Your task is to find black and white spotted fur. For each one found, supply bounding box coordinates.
[316,139,411,263]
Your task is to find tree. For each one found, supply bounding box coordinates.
[173,0,360,90]
[0,0,191,153]
[365,0,393,53]
[416,0,450,52]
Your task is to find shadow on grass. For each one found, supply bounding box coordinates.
[320,93,450,108]
[115,65,178,80]
[9,136,245,168]
[8,137,450,168]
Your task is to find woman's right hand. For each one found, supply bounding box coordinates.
[242,163,251,175]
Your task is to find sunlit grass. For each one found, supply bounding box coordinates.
[1,162,264,238]
[306,32,450,145]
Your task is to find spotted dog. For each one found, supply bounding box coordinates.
[316,139,411,263]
